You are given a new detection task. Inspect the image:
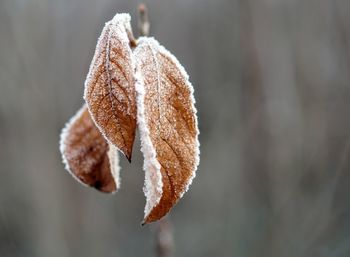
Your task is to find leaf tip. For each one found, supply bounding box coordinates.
[123,148,133,162]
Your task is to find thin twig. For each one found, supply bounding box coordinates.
[138,3,150,37]
[155,217,174,257]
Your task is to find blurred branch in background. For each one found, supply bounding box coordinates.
[138,3,150,37]
[155,218,173,257]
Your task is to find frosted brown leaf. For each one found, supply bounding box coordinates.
[84,13,137,161]
[60,12,200,224]
[134,37,200,224]
[60,105,120,193]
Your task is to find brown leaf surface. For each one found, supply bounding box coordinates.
[60,105,120,193]
[84,13,137,161]
[134,37,200,224]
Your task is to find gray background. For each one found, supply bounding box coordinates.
[1,0,350,256]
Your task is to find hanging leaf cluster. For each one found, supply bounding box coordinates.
[60,13,199,224]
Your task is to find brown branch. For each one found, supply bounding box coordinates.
[155,217,174,257]
[138,3,150,37]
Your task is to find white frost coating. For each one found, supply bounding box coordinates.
[83,13,133,158]
[110,13,131,26]
[108,144,121,190]
[133,52,163,218]
[137,37,200,198]
[59,105,90,187]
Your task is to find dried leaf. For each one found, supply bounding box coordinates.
[134,37,200,224]
[84,13,137,161]
[60,105,120,193]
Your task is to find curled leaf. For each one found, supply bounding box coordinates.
[84,13,137,161]
[60,105,120,193]
[134,37,200,224]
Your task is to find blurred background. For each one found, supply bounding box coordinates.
[1,0,350,256]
